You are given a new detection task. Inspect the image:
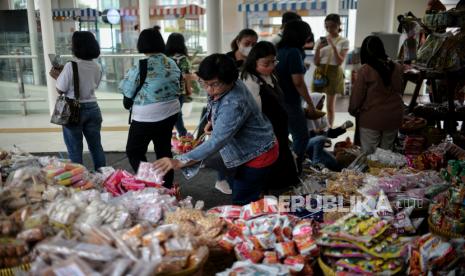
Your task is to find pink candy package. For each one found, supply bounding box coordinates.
[136,162,165,185]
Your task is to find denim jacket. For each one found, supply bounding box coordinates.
[119,53,180,105]
[179,80,276,178]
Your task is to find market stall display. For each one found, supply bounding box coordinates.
[210,199,319,275]
[429,160,465,238]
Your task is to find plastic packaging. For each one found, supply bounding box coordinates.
[136,162,165,185]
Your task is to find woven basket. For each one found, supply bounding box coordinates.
[428,217,465,239]
[318,257,336,276]
[0,263,31,276]
[159,246,209,276]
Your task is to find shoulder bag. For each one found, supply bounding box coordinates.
[50,61,80,125]
[313,37,341,90]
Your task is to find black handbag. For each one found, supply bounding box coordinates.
[124,59,148,124]
[50,61,80,125]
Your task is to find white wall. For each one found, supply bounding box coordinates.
[391,0,427,34]
[221,0,244,53]
[355,0,428,47]
[355,0,390,47]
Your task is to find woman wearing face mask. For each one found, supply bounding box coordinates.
[313,14,350,128]
[226,29,258,68]
[241,41,299,188]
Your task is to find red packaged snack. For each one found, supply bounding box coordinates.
[240,198,278,220]
[292,220,314,239]
[275,241,297,259]
[250,249,265,263]
[263,251,279,264]
[294,236,318,256]
[284,255,305,272]
[207,205,242,219]
[234,241,264,263]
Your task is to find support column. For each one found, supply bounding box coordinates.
[221,0,243,53]
[139,0,150,30]
[326,0,339,15]
[27,0,40,85]
[39,0,57,115]
[385,0,396,33]
[206,0,222,54]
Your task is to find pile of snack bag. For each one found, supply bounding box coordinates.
[211,198,319,275]
[429,160,465,236]
[408,233,465,275]
[315,186,436,275]
[171,132,203,154]
[103,162,165,196]
[32,220,209,275]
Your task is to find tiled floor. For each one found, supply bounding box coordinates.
[0,96,357,153]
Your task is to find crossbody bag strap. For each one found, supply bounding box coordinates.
[71,61,80,101]
[128,58,148,124]
[134,59,148,99]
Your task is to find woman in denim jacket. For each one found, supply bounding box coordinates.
[153,54,278,205]
[119,28,181,188]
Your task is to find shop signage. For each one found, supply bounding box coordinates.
[102,9,120,24]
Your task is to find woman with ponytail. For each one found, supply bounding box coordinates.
[348,35,404,154]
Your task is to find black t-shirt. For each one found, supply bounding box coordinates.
[226,51,244,68]
[275,47,306,105]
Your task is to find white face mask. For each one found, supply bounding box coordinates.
[239,45,252,57]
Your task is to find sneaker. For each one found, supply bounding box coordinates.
[215,180,232,194]
[341,120,354,130]
[324,139,332,148]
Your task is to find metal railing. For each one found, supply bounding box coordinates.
[0,54,45,115]
[0,52,209,115]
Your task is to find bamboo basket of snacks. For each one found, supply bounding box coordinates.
[428,217,465,239]
[318,257,336,276]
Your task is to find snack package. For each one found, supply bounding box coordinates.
[219,229,243,251]
[164,237,193,257]
[263,251,279,264]
[207,205,242,219]
[240,197,278,220]
[294,236,318,256]
[275,241,297,259]
[122,222,152,241]
[217,260,290,276]
[16,228,45,242]
[49,256,99,276]
[143,224,179,245]
[234,241,264,263]
[283,255,305,272]
[136,162,165,185]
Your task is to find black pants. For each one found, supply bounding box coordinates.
[126,114,178,188]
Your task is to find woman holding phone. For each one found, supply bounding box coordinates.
[313,14,350,128]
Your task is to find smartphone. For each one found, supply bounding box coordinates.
[320,37,328,45]
[48,54,61,68]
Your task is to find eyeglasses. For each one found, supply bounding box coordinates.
[198,80,224,89]
[257,59,279,67]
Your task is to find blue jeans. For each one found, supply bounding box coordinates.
[231,164,271,205]
[284,100,309,164]
[306,136,339,171]
[175,95,188,136]
[62,102,106,170]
